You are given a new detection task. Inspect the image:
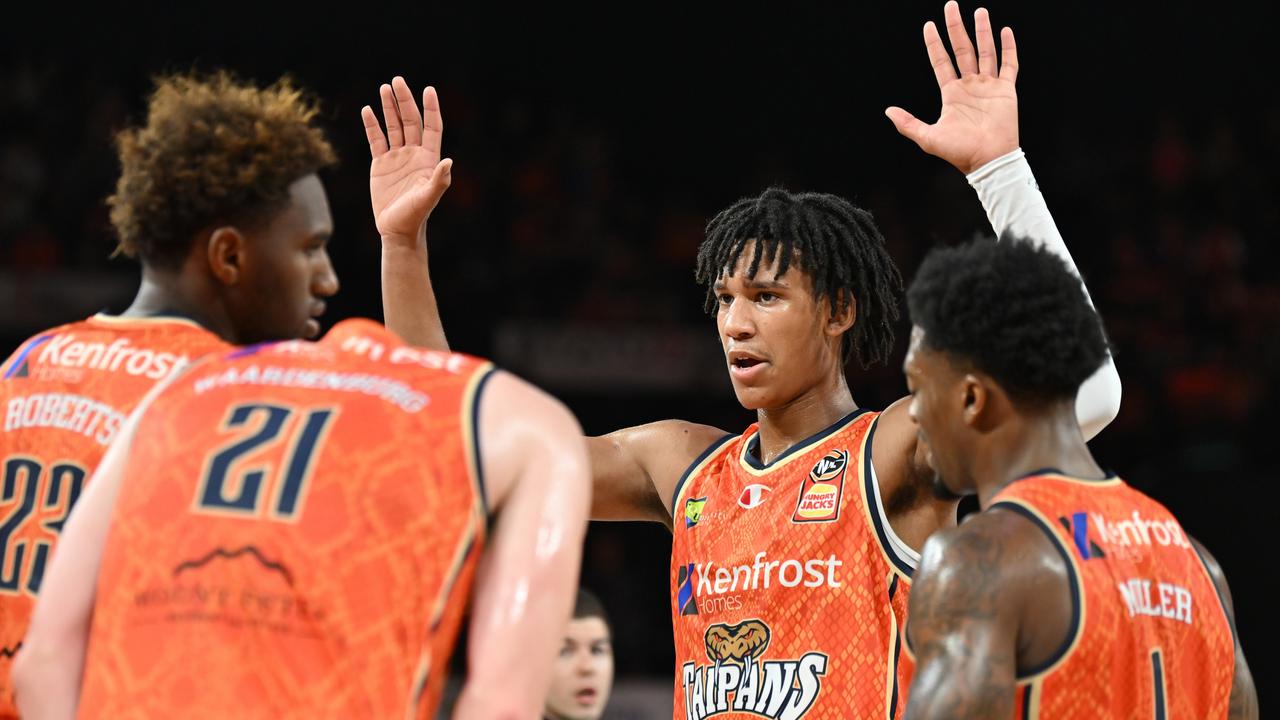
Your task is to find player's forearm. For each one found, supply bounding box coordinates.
[11,636,85,720]
[461,439,590,716]
[970,150,1122,439]
[968,149,1087,292]
[381,236,449,352]
[1073,357,1122,441]
[904,660,1014,720]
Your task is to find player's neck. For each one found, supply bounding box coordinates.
[120,265,235,341]
[973,406,1104,509]
[755,372,857,465]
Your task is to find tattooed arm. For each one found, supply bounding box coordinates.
[904,510,1074,720]
[1190,538,1259,720]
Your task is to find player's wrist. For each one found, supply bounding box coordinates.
[965,147,1026,185]
[380,228,428,253]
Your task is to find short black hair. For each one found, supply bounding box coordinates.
[573,588,610,627]
[906,236,1110,405]
[694,187,903,368]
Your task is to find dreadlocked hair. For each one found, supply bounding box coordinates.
[694,187,903,368]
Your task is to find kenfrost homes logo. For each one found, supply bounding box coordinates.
[681,618,828,720]
[791,449,848,523]
[29,333,190,380]
[1059,509,1192,560]
[676,552,843,617]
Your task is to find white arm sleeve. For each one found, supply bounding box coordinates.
[967,148,1123,441]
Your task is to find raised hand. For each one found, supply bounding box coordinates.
[885,1,1019,174]
[362,76,453,245]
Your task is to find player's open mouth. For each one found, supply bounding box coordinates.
[575,688,598,705]
[729,358,768,382]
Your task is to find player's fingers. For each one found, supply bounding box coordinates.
[975,7,998,77]
[924,21,956,88]
[361,105,389,157]
[392,76,423,146]
[944,0,979,77]
[999,26,1019,83]
[884,106,930,149]
[380,84,404,149]
[433,157,453,190]
[422,86,443,154]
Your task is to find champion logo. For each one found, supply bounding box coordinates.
[738,484,772,509]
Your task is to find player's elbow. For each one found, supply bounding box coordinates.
[11,634,76,715]
[453,684,545,720]
[9,645,37,703]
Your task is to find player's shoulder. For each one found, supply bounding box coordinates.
[921,508,1064,592]
[641,419,737,468]
[2,314,221,381]
[3,316,94,363]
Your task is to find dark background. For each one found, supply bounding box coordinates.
[3,1,1275,707]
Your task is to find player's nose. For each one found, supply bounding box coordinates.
[721,299,756,339]
[314,249,340,298]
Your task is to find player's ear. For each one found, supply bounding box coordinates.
[825,292,856,337]
[960,374,988,429]
[207,226,247,286]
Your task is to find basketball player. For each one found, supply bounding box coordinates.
[11,318,591,719]
[0,71,454,715]
[545,589,615,720]
[379,4,1122,718]
[899,238,1257,719]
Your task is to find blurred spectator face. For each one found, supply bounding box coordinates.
[544,616,613,720]
[715,242,846,411]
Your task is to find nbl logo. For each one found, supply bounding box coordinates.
[791,449,848,523]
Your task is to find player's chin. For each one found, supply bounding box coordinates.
[302,317,321,339]
[730,384,775,411]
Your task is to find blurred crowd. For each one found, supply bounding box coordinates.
[2,47,1276,680]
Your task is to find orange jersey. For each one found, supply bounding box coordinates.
[0,314,225,716]
[78,319,494,720]
[670,409,917,720]
[989,472,1235,719]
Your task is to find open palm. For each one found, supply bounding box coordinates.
[362,77,452,242]
[886,2,1020,174]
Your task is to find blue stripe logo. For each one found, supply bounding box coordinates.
[3,335,53,379]
[1072,511,1091,559]
[677,563,698,616]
